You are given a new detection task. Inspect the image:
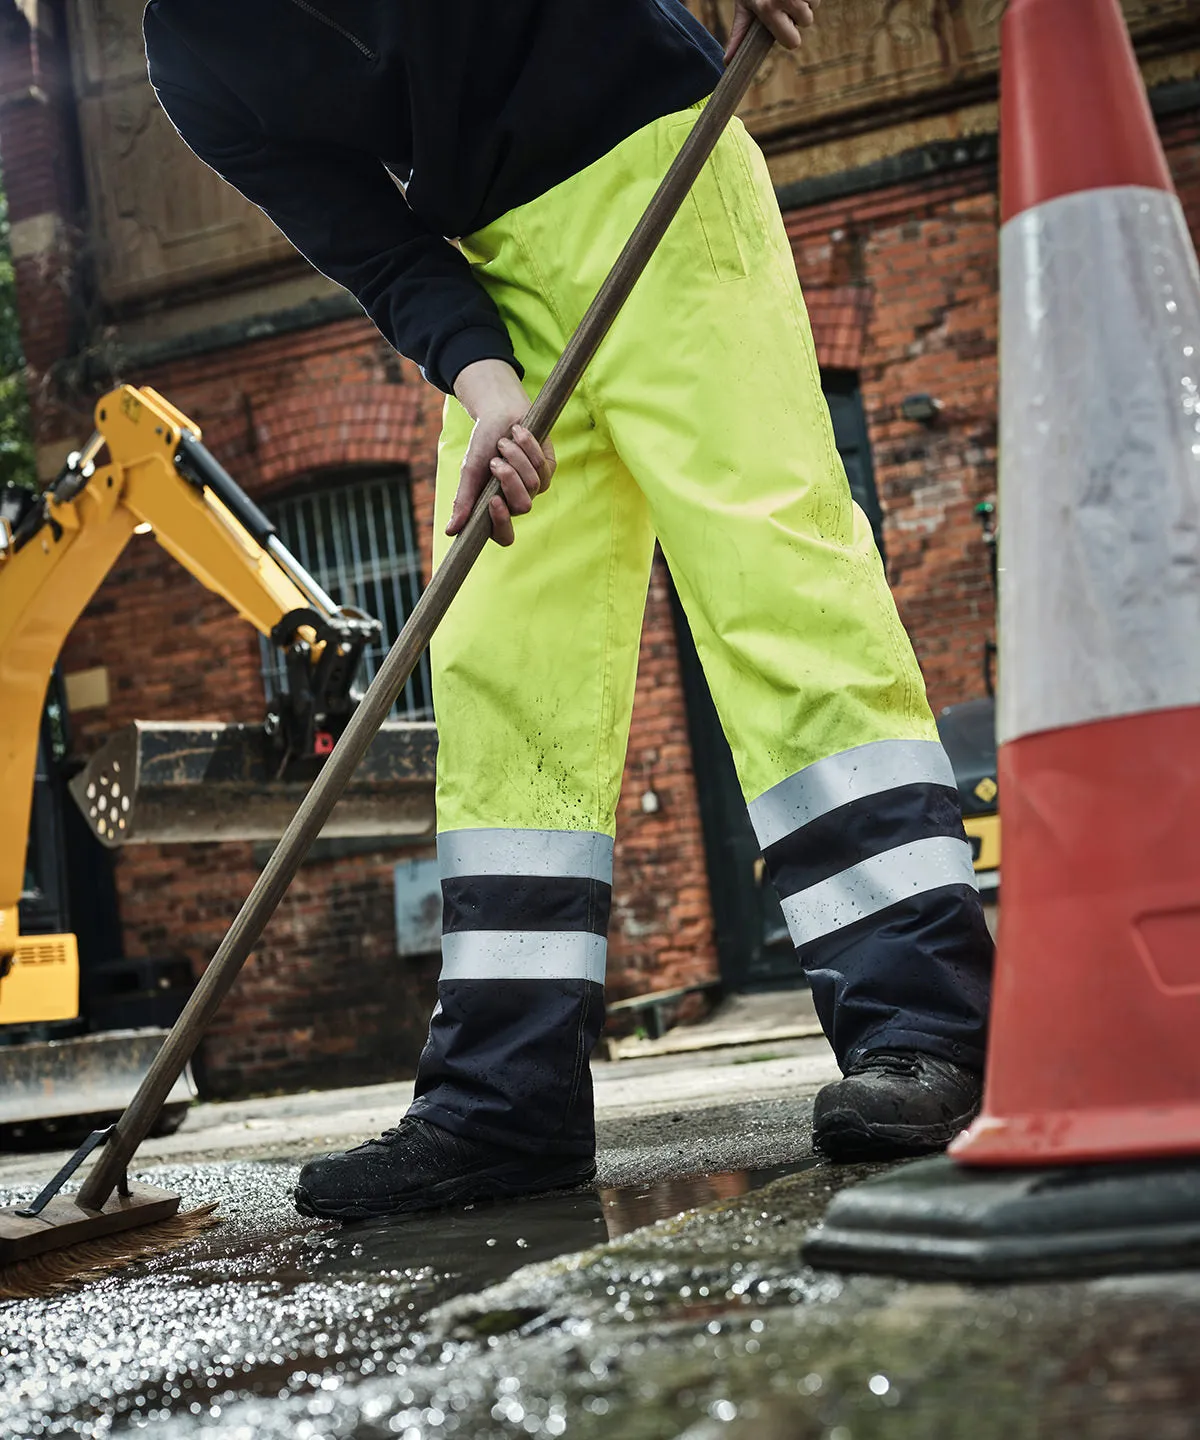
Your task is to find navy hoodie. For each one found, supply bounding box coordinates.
[144,2,724,391]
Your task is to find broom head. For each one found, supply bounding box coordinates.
[1,1187,221,1300]
[1,1181,180,1265]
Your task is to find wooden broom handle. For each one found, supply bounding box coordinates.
[78,22,774,1211]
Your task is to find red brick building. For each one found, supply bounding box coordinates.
[3,0,1198,1097]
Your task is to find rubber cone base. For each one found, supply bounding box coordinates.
[803,1155,1200,1281]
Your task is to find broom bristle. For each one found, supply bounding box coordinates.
[0,1203,223,1301]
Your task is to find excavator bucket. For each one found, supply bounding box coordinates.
[0,1029,196,1142]
[68,720,437,846]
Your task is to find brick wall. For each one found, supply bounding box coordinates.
[118,839,442,1101]
[0,2,84,444]
[5,13,1198,1096]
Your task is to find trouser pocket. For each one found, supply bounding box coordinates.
[668,116,749,283]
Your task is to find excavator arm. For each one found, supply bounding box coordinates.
[0,384,378,980]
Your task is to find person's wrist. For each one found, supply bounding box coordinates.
[452,358,525,421]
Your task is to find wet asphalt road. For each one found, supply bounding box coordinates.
[3,1059,1200,1438]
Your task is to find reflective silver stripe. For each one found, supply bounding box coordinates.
[747,739,956,851]
[780,836,977,948]
[999,186,1200,745]
[440,930,607,984]
[438,828,614,881]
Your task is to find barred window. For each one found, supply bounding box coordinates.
[259,468,433,720]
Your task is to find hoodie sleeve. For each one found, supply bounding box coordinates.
[143,10,519,393]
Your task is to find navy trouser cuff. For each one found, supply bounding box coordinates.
[406,1097,596,1159]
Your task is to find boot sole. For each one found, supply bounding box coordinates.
[813,1106,979,1163]
[293,1158,597,1222]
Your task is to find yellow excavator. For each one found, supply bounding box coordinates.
[1,385,435,1138]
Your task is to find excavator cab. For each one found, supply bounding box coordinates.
[7,693,77,1032]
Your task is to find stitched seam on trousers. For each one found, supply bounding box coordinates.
[564,974,593,1124]
[798,308,842,543]
[867,545,927,730]
[668,117,746,284]
[822,529,926,732]
[706,156,749,281]
[687,189,722,282]
[595,456,625,823]
[512,207,602,421]
[766,197,843,545]
[822,535,924,733]
[730,121,769,237]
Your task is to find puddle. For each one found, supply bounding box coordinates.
[0,1156,816,1438]
[599,1160,817,1238]
[5,1154,1199,1440]
[271,1159,821,1311]
[301,1158,819,1283]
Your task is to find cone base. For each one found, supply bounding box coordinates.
[803,1155,1200,1281]
[951,1103,1200,1166]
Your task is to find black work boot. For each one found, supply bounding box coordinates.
[812,1051,983,1162]
[294,1116,596,1221]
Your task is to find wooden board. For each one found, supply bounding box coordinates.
[605,1021,825,1063]
[0,1182,181,1264]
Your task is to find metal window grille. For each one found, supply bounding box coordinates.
[259,468,433,721]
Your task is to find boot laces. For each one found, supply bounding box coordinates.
[355,1117,432,1153]
[848,1051,924,1079]
[356,1117,491,1164]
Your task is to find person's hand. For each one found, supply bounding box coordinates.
[725,0,820,62]
[448,359,556,547]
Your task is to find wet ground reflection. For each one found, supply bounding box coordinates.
[599,1160,817,1237]
[297,1158,819,1294]
[6,1155,1197,1439]
[0,1156,815,1437]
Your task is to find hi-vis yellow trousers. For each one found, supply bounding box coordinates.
[408,106,993,1156]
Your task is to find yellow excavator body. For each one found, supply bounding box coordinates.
[1,385,317,1023]
[963,812,1001,875]
[0,385,432,1129]
[1,934,79,1026]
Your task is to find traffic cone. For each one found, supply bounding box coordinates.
[951,0,1200,1166]
[804,0,1200,1278]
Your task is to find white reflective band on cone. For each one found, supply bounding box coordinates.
[999,185,1200,747]
[438,828,614,881]
[747,738,957,850]
[780,835,978,948]
[440,930,608,984]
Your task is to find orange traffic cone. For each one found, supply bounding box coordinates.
[952,0,1200,1166]
[805,0,1200,1278]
